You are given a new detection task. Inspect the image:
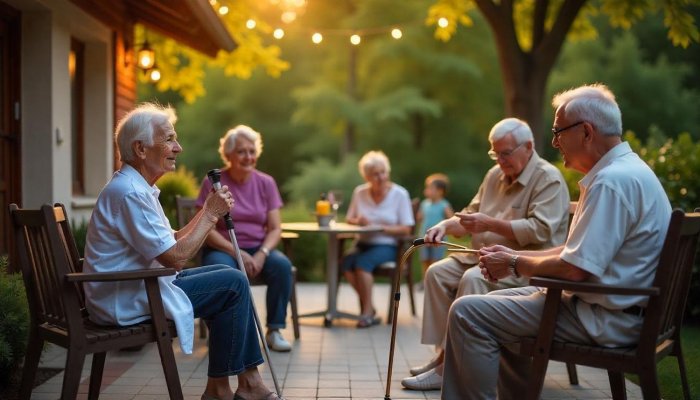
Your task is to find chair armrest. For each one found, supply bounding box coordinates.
[65,268,177,283]
[529,276,659,297]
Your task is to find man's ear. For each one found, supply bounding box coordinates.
[132,140,146,159]
[582,122,594,142]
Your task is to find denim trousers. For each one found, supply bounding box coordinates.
[173,264,263,377]
[202,246,292,329]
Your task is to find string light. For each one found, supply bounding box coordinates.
[391,28,402,39]
[312,32,323,44]
[350,34,361,45]
[246,19,257,29]
[273,28,285,39]
[438,17,449,28]
[218,5,229,15]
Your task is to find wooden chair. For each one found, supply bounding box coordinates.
[520,208,700,400]
[175,195,301,339]
[337,197,420,323]
[9,203,183,400]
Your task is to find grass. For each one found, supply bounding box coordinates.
[626,324,700,400]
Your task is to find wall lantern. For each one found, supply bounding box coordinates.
[137,40,156,70]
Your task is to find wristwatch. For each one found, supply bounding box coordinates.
[260,247,270,257]
[509,255,520,277]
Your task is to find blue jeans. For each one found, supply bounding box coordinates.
[341,243,397,273]
[202,246,292,329]
[173,264,263,377]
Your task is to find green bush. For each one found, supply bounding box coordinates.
[0,256,29,388]
[156,166,200,226]
[71,218,89,257]
[559,131,700,321]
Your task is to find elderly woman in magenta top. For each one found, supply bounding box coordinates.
[343,150,415,328]
[196,125,293,352]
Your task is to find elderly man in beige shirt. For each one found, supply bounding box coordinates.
[402,117,570,391]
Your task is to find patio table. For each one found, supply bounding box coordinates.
[281,222,382,326]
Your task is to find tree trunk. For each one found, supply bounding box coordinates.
[504,62,550,153]
[342,45,358,158]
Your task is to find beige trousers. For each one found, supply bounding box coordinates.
[421,256,529,347]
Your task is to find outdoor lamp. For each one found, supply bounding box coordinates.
[148,62,161,82]
[137,41,155,70]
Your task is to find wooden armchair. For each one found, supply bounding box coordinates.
[520,208,700,400]
[175,195,301,339]
[9,203,183,400]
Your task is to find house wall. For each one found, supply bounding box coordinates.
[14,0,114,223]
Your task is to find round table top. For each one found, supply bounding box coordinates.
[281,221,383,234]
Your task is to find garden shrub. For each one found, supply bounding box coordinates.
[71,218,89,257]
[0,256,29,388]
[156,166,200,226]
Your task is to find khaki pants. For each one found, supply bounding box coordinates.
[421,256,529,347]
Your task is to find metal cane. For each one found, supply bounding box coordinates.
[207,169,282,397]
[384,238,478,400]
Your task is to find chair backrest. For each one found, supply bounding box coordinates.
[175,195,198,230]
[640,209,700,352]
[9,203,85,335]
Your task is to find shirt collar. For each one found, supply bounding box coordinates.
[120,163,161,197]
[501,150,541,187]
[579,141,632,189]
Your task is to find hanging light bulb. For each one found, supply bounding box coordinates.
[391,28,402,39]
[218,5,229,15]
[273,28,285,39]
[438,17,449,28]
[312,32,323,44]
[350,34,361,45]
[246,19,257,29]
[149,63,161,82]
[137,41,155,70]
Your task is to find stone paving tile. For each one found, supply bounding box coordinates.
[27,282,646,399]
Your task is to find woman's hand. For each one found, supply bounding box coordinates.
[239,251,264,279]
[203,185,234,221]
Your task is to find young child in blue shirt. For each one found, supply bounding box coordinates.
[417,173,454,284]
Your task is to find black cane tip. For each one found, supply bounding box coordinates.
[412,238,424,246]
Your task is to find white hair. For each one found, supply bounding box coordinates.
[488,118,534,145]
[358,150,391,180]
[552,83,622,136]
[116,103,177,163]
[219,125,264,167]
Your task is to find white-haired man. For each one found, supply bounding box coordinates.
[403,118,571,390]
[440,84,672,399]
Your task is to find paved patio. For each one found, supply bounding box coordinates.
[28,282,643,399]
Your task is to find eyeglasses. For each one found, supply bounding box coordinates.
[487,142,525,161]
[552,121,584,139]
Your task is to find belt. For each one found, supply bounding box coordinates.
[622,305,645,317]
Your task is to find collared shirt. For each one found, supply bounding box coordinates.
[346,183,415,245]
[83,164,195,354]
[454,151,570,265]
[561,141,671,347]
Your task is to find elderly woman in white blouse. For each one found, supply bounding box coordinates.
[342,150,415,328]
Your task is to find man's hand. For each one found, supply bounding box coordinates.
[456,212,493,233]
[425,222,448,243]
[478,246,515,282]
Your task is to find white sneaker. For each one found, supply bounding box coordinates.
[265,330,291,352]
[409,357,441,376]
[401,368,442,391]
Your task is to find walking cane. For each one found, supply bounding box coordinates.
[384,238,479,400]
[207,169,282,397]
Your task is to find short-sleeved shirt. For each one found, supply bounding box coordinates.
[419,198,451,236]
[561,142,671,346]
[453,151,570,264]
[196,169,283,248]
[83,164,195,353]
[346,183,415,246]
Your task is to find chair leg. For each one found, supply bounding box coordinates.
[608,370,627,400]
[198,318,208,339]
[290,266,301,339]
[674,342,691,400]
[62,347,87,400]
[19,331,42,399]
[88,352,106,400]
[566,362,579,385]
[637,366,660,400]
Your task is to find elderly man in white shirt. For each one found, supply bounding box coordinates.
[438,84,672,399]
[83,103,283,400]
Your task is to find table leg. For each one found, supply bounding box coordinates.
[325,232,339,326]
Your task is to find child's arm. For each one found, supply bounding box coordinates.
[443,202,455,219]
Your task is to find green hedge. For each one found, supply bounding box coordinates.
[0,256,29,388]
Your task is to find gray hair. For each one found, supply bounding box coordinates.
[219,125,264,167]
[358,150,391,180]
[116,103,177,163]
[488,117,534,145]
[552,83,622,136]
